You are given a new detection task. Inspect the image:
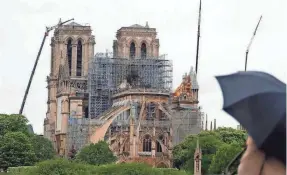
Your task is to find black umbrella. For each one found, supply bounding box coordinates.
[216,71,286,164]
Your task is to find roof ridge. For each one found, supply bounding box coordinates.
[129,24,145,28]
[65,21,83,26]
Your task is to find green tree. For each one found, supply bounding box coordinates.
[173,131,223,174]
[0,132,36,171]
[76,141,117,166]
[30,135,56,162]
[0,114,30,136]
[208,142,243,174]
[196,132,223,174]
[173,135,197,170]
[172,128,247,174]
[215,127,247,146]
[9,160,189,175]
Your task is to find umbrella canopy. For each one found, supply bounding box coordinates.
[216,71,286,164]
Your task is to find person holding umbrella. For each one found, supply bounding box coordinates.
[238,137,285,174]
[216,71,286,175]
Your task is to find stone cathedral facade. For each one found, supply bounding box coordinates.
[44,22,95,154]
[44,21,202,167]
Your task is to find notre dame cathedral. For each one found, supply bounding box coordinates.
[44,21,203,168]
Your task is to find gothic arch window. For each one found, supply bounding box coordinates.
[146,102,156,120]
[143,135,151,152]
[141,43,147,59]
[130,42,136,59]
[156,135,164,152]
[66,38,73,76]
[76,40,83,76]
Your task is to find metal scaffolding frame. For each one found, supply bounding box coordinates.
[65,52,204,153]
[66,118,90,153]
[171,106,204,145]
[88,53,173,119]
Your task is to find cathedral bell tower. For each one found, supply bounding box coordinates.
[113,22,159,59]
[44,21,95,155]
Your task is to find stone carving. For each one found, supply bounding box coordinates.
[194,139,202,175]
[88,36,95,44]
[63,30,91,35]
[70,80,87,93]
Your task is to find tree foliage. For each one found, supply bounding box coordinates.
[0,132,36,171]
[208,142,243,174]
[173,135,197,170]
[0,114,29,136]
[173,127,247,174]
[76,141,117,166]
[30,135,56,162]
[0,114,56,171]
[215,127,247,146]
[8,159,189,175]
[173,131,223,174]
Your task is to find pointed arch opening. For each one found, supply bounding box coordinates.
[156,135,164,152]
[84,105,89,118]
[143,135,152,152]
[130,42,136,59]
[66,38,73,76]
[76,40,83,76]
[146,102,156,120]
[141,43,147,59]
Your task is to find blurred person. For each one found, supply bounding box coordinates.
[238,137,286,175]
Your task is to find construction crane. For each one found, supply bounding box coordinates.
[245,15,263,71]
[195,0,202,75]
[194,0,202,102]
[19,18,74,115]
[237,15,263,138]
[224,16,263,175]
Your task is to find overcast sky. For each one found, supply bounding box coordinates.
[0,0,286,134]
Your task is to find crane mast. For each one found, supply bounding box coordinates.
[245,15,262,71]
[19,18,74,115]
[195,0,202,75]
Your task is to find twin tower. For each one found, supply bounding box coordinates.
[44,21,161,152]
[44,21,202,171]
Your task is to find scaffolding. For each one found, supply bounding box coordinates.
[66,118,90,154]
[66,52,203,152]
[88,53,173,119]
[171,106,204,145]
